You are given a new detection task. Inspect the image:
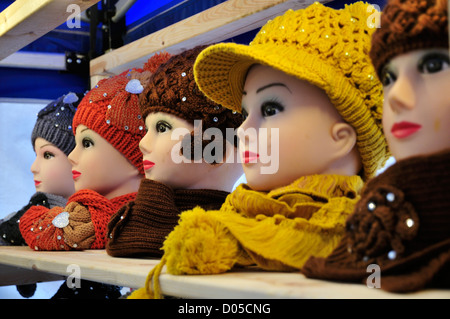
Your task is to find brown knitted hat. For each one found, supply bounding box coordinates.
[370,0,449,79]
[139,45,243,163]
[302,149,450,293]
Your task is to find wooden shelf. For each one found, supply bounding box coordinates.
[1,0,449,300]
[0,0,100,61]
[0,247,448,299]
[89,0,329,86]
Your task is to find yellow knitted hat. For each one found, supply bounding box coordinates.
[194,2,390,180]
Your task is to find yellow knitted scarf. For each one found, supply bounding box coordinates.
[129,174,363,299]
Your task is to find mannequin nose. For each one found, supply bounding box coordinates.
[237,112,259,140]
[237,123,259,156]
[30,158,38,174]
[67,146,78,166]
[385,73,416,113]
[139,132,152,155]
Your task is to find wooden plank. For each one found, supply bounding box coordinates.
[89,0,330,84]
[0,246,159,289]
[0,247,448,299]
[0,51,66,70]
[0,0,100,60]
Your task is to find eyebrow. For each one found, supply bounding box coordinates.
[81,127,90,133]
[40,143,54,149]
[243,82,292,95]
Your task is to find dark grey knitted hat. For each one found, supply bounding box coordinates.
[31,92,81,156]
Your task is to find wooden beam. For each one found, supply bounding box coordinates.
[90,0,330,85]
[0,51,66,70]
[0,0,100,61]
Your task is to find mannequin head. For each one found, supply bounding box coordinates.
[139,46,243,191]
[239,64,361,191]
[30,92,80,199]
[69,124,142,199]
[70,70,149,199]
[194,2,389,187]
[381,48,450,160]
[140,112,242,191]
[370,0,449,160]
[31,137,74,199]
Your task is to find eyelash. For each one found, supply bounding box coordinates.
[261,98,284,117]
[82,137,94,148]
[155,120,172,133]
[241,98,285,121]
[381,53,450,86]
[418,53,449,74]
[43,151,54,160]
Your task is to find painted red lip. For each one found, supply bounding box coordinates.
[143,160,155,171]
[391,121,422,138]
[34,180,41,187]
[72,170,81,180]
[242,151,259,164]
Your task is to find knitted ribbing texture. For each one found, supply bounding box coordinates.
[71,53,172,176]
[31,92,80,156]
[106,178,229,257]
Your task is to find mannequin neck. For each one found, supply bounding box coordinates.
[325,147,363,177]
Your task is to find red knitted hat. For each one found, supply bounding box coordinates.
[73,70,147,176]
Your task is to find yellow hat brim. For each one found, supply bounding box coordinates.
[194,42,332,113]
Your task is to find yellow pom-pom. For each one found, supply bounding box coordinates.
[163,207,240,275]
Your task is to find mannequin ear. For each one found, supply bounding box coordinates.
[330,122,357,160]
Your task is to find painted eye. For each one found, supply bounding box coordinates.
[261,101,284,117]
[43,151,54,160]
[380,68,397,86]
[419,53,449,74]
[82,138,94,148]
[155,121,172,133]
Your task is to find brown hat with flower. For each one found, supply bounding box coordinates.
[370,0,449,79]
[302,149,450,293]
[139,45,243,164]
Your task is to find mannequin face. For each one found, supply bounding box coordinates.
[31,137,75,199]
[381,48,450,160]
[140,112,219,189]
[68,125,141,199]
[239,64,357,191]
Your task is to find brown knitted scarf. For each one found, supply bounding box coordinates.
[106,178,229,257]
[302,149,450,293]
